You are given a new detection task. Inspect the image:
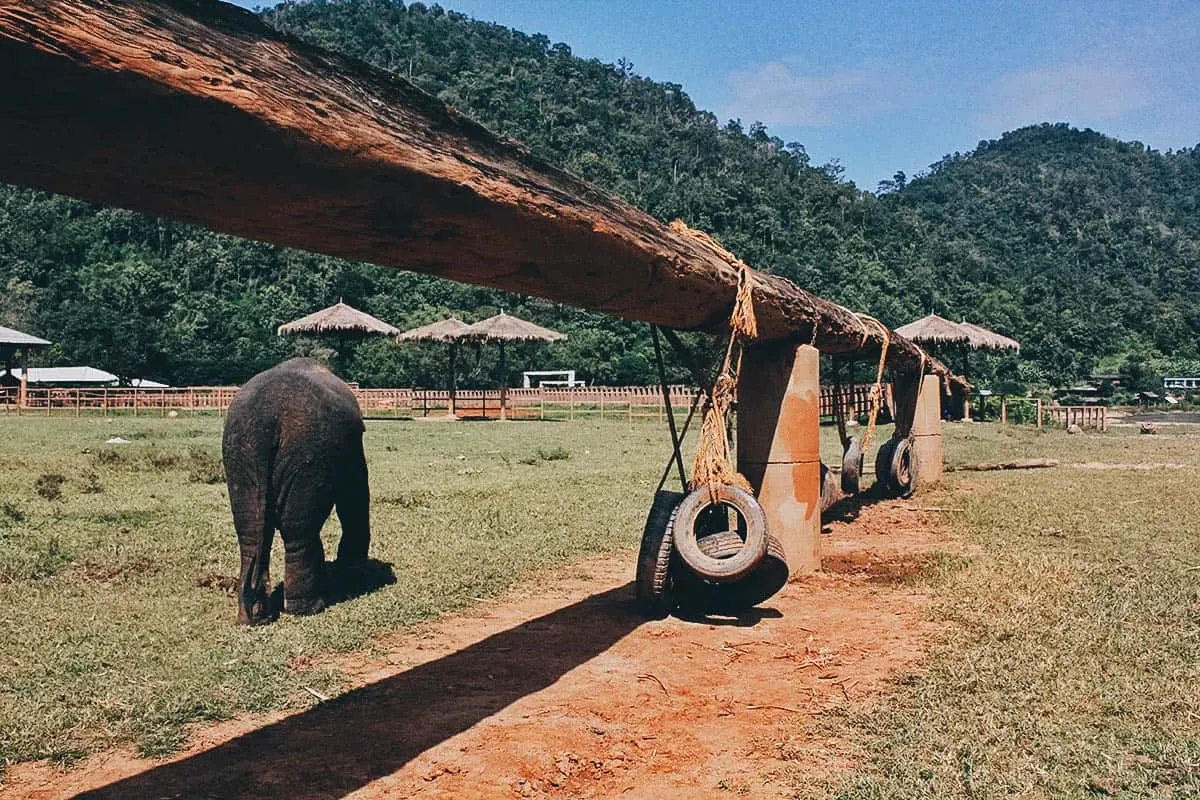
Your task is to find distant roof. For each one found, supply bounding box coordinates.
[11,367,168,387]
[0,324,51,347]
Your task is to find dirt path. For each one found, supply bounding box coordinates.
[4,501,950,799]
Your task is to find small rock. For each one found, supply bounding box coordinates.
[105,437,130,444]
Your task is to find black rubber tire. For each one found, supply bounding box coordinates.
[841,436,864,495]
[874,438,897,493]
[635,489,684,618]
[888,436,918,498]
[674,532,789,613]
[820,461,840,513]
[672,484,769,583]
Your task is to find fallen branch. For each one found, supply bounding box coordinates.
[303,686,330,702]
[636,673,670,696]
[743,702,808,714]
[948,459,1059,472]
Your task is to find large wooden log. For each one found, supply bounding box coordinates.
[0,0,960,383]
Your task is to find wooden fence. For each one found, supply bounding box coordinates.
[2,382,897,422]
[819,383,892,419]
[1044,405,1108,432]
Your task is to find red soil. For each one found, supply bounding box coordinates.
[3,499,951,800]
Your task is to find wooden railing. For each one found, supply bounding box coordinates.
[1044,405,1108,432]
[2,382,897,422]
[818,383,893,419]
[0,384,700,421]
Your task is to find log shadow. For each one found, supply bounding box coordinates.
[672,606,784,627]
[77,584,643,799]
[821,486,884,528]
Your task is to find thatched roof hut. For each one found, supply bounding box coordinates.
[395,317,470,343]
[461,312,566,420]
[396,317,473,417]
[461,311,567,343]
[894,313,970,346]
[277,301,399,337]
[959,321,1020,351]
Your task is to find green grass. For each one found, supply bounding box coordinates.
[2,415,1198,797]
[817,423,1200,799]
[0,416,678,765]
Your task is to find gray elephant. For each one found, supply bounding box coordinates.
[222,358,371,625]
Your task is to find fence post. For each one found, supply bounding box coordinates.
[1036,399,1043,431]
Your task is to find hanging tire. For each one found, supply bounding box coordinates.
[635,489,684,618]
[672,484,768,583]
[820,461,840,513]
[888,436,918,498]
[874,438,897,493]
[874,437,918,498]
[674,531,789,613]
[841,436,864,495]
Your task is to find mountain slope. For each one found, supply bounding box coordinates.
[1,1,1197,390]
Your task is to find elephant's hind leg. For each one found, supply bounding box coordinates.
[335,453,370,565]
[234,493,276,626]
[282,526,327,616]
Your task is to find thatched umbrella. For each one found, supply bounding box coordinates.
[898,315,1021,419]
[958,321,1020,352]
[894,313,970,347]
[462,311,566,420]
[277,301,399,369]
[277,300,400,337]
[395,317,471,417]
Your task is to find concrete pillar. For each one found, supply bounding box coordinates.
[911,374,943,485]
[736,343,821,576]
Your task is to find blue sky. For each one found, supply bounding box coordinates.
[235,0,1199,190]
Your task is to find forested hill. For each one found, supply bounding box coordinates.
[870,125,1200,386]
[1,1,1198,390]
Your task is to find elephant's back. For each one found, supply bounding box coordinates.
[225,359,363,453]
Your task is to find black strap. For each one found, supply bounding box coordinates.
[655,390,702,493]
[651,325,688,492]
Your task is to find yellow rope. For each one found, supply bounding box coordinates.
[731,264,758,340]
[669,220,760,501]
[858,315,891,456]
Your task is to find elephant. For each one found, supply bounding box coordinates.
[222,358,371,625]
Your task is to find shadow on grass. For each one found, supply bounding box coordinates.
[76,583,644,799]
[324,557,397,607]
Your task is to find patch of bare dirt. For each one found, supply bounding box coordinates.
[1071,461,1191,470]
[3,500,953,800]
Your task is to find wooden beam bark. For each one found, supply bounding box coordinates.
[0,0,961,384]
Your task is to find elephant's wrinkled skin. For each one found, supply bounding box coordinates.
[222,358,370,625]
